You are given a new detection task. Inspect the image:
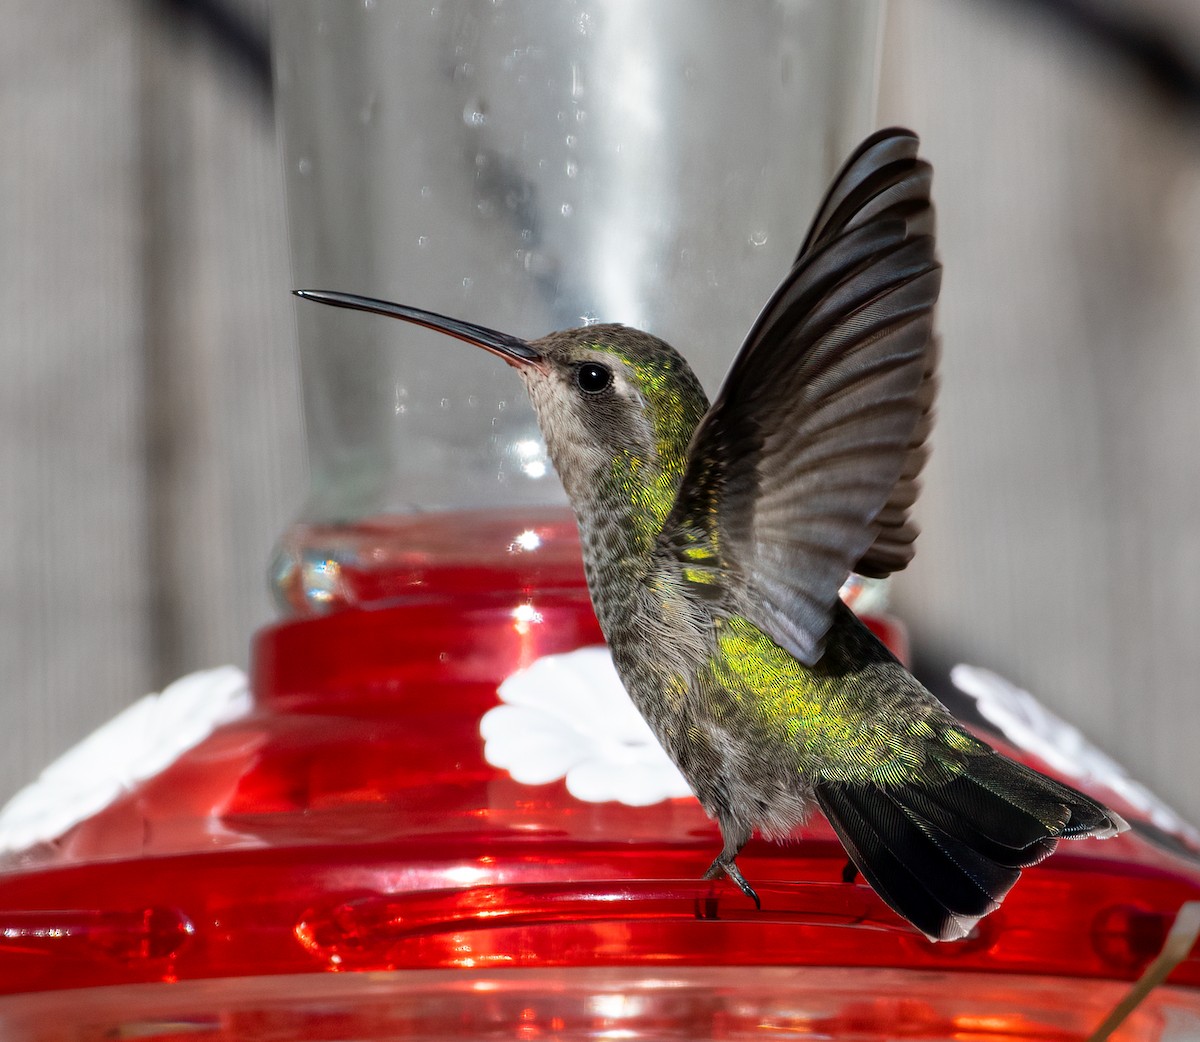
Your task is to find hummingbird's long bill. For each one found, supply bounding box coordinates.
[293,290,543,369]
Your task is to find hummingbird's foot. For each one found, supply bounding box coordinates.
[704,856,761,910]
[841,859,859,884]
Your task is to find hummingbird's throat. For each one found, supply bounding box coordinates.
[605,449,681,554]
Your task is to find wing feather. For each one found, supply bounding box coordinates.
[656,128,941,664]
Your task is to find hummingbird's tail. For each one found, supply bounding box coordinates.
[814,749,1127,941]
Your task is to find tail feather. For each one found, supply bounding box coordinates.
[818,783,973,939]
[899,769,1061,869]
[929,745,1128,840]
[815,749,1128,941]
[817,782,1015,940]
[918,757,1069,840]
[900,787,1057,870]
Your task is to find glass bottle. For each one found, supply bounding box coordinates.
[268,0,884,616]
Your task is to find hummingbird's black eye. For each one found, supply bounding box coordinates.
[575,361,613,395]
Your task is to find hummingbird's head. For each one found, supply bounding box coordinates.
[293,291,710,510]
[519,323,709,503]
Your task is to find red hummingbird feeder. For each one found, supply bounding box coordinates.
[1,512,1199,1037]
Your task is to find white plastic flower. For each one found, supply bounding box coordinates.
[482,646,692,806]
[0,666,253,853]
[951,663,1199,844]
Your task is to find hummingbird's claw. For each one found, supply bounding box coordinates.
[704,855,761,910]
[841,859,859,884]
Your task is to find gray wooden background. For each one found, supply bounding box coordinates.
[4,1,1200,828]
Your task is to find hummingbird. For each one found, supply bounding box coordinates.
[296,127,1127,941]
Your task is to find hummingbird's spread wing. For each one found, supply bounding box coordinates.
[794,128,941,579]
[655,128,941,665]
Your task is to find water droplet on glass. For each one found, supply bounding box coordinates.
[363,0,376,9]
[560,203,574,217]
[565,160,578,179]
[297,157,312,176]
[463,98,488,127]
[439,398,450,409]
[576,11,592,35]
[523,250,552,276]
[565,134,577,148]
[417,235,429,247]
[420,185,432,199]
[749,229,768,247]
[462,276,474,291]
